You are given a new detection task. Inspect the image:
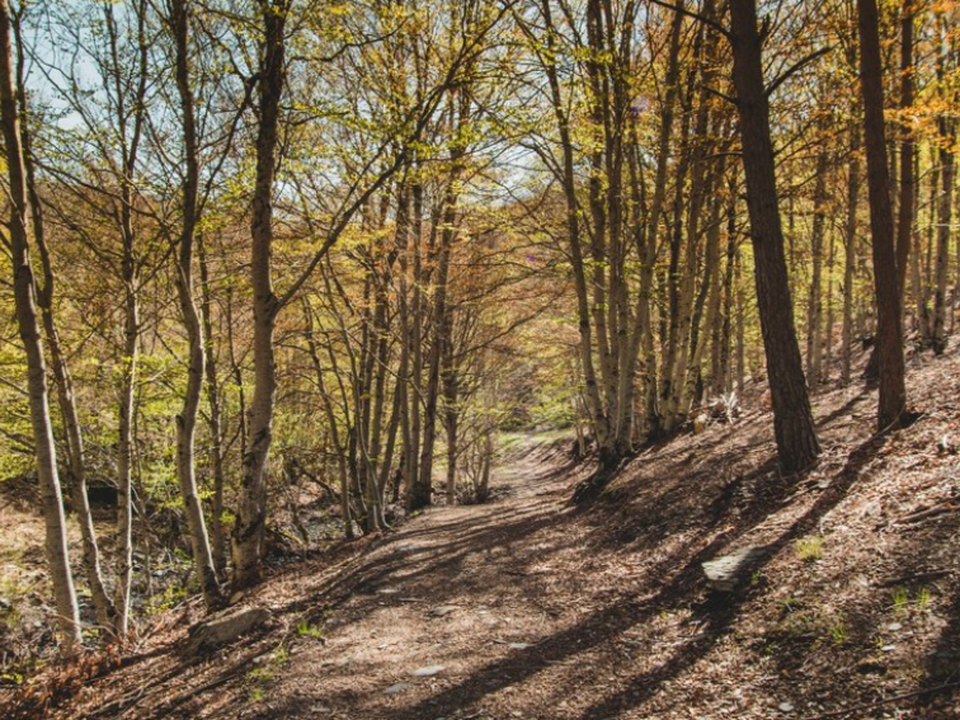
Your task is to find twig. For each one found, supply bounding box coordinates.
[878,569,951,588]
[892,502,957,526]
[800,680,960,719]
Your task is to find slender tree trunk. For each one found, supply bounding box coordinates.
[404,179,426,510]
[233,0,289,589]
[171,0,223,608]
[897,0,916,299]
[442,333,458,505]
[632,0,686,440]
[911,146,931,344]
[807,126,829,386]
[718,184,738,396]
[933,134,955,354]
[825,227,836,378]
[40,295,116,631]
[115,270,139,631]
[735,249,746,394]
[730,0,821,472]
[303,301,354,539]
[536,0,611,465]
[13,19,117,631]
[841,120,861,384]
[417,201,455,509]
[198,234,227,575]
[0,0,81,653]
[858,0,908,427]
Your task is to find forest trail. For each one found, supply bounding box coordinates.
[255,442,589,720]
[69,440,625,720]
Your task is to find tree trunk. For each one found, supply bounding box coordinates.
[858,0,908,427]
[896,0,915,299]
[303,299,354,539]
[115,271,139,631]
[442,325,458,505]
[533,0,612,462]
[233,0,288,589]
[735,249,746,394]
[841,119,861,384]
[0,0,82,653]
[198,234,228,575]
[825,226,836,378]
[729,0,821,472]
[932,134,955,354]
[14,19,117,630]
[910,146,931,344]
[171,0,224,609]
[807,125,829,386]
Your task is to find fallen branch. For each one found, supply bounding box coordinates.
[892,502,957,526]
[800,680,960,719]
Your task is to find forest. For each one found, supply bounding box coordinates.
[0,0,959,717]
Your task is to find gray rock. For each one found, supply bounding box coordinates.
[183,606,271,657]
[384,682,413,694]
[412,664,445,677]
[702,546,767,592]
[430,605,457,618]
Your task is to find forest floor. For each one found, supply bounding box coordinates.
[9,342,960,719]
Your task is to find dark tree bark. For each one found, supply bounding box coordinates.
[858,0,908,428]
[729,0,821,472]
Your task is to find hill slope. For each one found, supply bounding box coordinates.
[12,345,960,719]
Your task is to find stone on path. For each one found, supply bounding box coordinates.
[430,605,458,617]
[384,682,413,694]
[182,606,271,657]
[412,664,445,677]
[702,546,767,592]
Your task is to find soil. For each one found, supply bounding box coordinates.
[7,343,960,719]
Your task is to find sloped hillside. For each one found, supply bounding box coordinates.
[7,344,960,719]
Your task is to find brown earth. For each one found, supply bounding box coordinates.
[9,343,960,719]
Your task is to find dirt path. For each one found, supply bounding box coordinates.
[216,444,600,720]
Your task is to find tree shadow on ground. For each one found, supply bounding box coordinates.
[308,433,887,720]
[107,423,909,720]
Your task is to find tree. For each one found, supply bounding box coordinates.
[12,8,117,632]
[232,0,291,590]
[0,0,81,654]
[858,0,907,428]
[729,0,821,472]
[169,0,225,610]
